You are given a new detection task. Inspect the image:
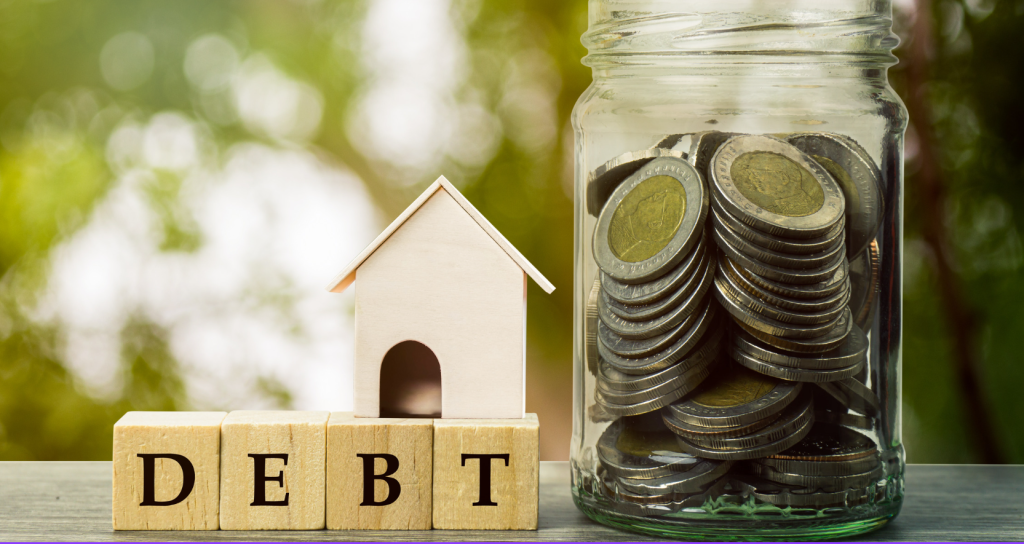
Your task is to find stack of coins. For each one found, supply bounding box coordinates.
[591,155,721,417]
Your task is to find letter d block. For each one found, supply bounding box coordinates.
[219,411,329,530]
[112,411,226,530]
[432,414,539,530]
[326,413,433,530]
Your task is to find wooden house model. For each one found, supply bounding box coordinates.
[327,176,555,420]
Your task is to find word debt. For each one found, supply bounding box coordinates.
[112,411,539,531]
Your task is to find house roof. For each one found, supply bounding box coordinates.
[326,176,556,294]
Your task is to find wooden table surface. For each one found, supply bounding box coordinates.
[1,461,1020,541]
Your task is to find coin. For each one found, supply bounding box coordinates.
[788,133,884,258]
[711,135,845,238]
[601,249,712,322]
[735,307,853,354]
[597,419,707,479]
[598,256,714,339]
[598,299,717,367]
[747,479,872,508]
[586,280,600,374]
[767,421,878,462]
[721,255,851,314]
[713,212,846,270]
[714,280,846,339]
[712,201,845,255]
[731,325,868,370]
[675,407,814,461]
[815,378,881,417]
[597,357,714,405]
[594,157,709,283]
[598,327,724,391]
[599,468,713,511]
[596,381,696,417]
[587,147,686,217]
[666,362,802,428]
[715,228,847,285]
[730,253,849,300]
[849,238,880,330]
[601,232,709,306]
[689,131,738,179]
[730,348,864,383]
[662,409,780,439]
[680,394,813,451]
[715,264,850,326]
[754,453,880,478]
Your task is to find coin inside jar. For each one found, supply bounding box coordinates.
[665,362,802,428]
[587,147,686,217]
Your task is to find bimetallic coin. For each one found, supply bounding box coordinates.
[712,203,845,256]
[730,348,864,383]
[722,255,851,314]
[711,135,845,238]
[748,479,872,508]
[788,133,884,258]
[596,380,697,417]
[681,394,814,451]
[596,357,714,405]
[601,232,709,306]
[849,239,880,330]
[755,453,880,477]
[816,378,881,417]
[715,263,850,326]
[666,362,802,428]
[587,147,686,217]
[713,213,846,270]
[598,327,724,391]
[597,420,706,480]
[714,280,846,339]
[594,157,709,283]
[601,249,711,322]
[586,280,600,374]
[675,409,814,461]
[662,410,780,439]
[730,253,849,300]
[732,325,868,370]
[689,131,738,179]
[598,300,717,370]
[736,307,853,354]
[767,422,878,462]
[715,228,847,285]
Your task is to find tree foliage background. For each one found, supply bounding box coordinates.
[0,0,1020,463]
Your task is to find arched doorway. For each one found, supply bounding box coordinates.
[379,341,442,418]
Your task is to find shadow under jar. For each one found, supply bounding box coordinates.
[570,1,907,540]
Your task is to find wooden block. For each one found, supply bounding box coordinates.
[432,414,539,530]
[112,411,226,530]
[326,413,433,530]
[219,410,329,530]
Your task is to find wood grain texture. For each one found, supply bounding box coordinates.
[354,189,526,419]
[219,411,329,530]
[112,411,226,530]
[326,414,432,530]
[432,414,539,530]
[2,462,1022,541]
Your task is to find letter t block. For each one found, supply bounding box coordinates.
[432,414,539,530]
[326,413,433,530]
[112,411,226,530]
[219,411,329,530]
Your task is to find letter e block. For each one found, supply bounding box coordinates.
[112,411,226,530]
[432,414,539,530]
[326,413,433,530]
[219,411,329,530]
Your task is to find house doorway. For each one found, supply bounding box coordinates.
[379,341,442,418]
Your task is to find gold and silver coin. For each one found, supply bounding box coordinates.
[672,394,815,461]
[731,325,868,370]
[600,232,709,306]
[849,238,880,330]
[664,363,802,428]
[729,348,864,383]
[587,147,686,217]
[594,157,709,283]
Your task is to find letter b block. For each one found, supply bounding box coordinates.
[112,411,226,530]
[432,414,539,530]
[326,413,433,530]
[219,411,329,530]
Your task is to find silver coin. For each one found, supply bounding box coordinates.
[715,263,850,326]
[675,409,814,461]
[712,202,845,255]
[788,132,884,259]
[598,255,715,339]
[599,327,724,391]
[586,279,600,374]
[597,419,707,480]
[689,131,739,179]
[755,453,880,478]
[712,212,846,270]
[599,303,719,375]
[736,307,853,354]
[601,249,712,322]
[616,459,734,496]
[727,253,849,300]
[715,228,847,285]
[731,325,868,370]
[662,409,780,439]
[666,362,803,428]
[596,380,696,417]
[730,348,864,383]
[711,135,845,239]
[848,238,880,330]
[601,232,709,306]
[720,255,851,313]
[586,147,686,217]
[599,468,712,512]
[768,421,878,462]
[816,378,881,417]
[748,479,872,508]
[594,157,709,283]
[597,357,714,405]
[681,394,814,451]
[714,280,846,339]
[598,299,716,365]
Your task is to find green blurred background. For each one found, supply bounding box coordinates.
[0,0,1020,463]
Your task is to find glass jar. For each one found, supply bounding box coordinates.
[570,1,906,540]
